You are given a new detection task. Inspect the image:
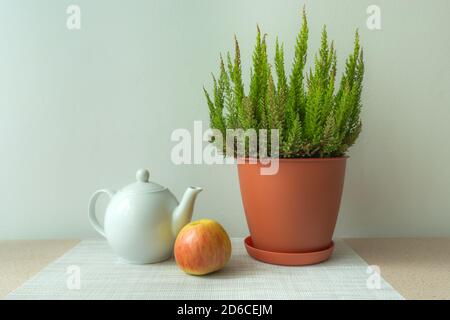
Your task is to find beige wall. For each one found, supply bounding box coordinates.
[0,0,449,239]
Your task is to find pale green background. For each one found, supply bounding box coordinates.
[1,0,449,239]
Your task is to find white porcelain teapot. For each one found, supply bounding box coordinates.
[88,169,202,264]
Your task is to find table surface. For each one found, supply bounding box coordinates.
[1,238,449,300]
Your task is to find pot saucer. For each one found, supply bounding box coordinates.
[244,236,334,266]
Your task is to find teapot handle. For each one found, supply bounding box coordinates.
[88,189,115,237]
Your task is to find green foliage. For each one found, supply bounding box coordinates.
[204,9,364,158]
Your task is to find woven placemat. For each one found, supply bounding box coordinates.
[7,238,403,300]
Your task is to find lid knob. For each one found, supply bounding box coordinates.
[136,169,150,183]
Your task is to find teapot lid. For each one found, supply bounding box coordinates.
[120,169,166,194]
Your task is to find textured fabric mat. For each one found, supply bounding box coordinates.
[8,239,403,300]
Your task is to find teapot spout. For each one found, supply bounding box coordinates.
[172,186,202,237]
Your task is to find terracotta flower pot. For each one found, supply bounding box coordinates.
[238,157,347,265]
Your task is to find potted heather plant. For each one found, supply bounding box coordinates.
[204,10,364,265]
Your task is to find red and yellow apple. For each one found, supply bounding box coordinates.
[174,219,232,275]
